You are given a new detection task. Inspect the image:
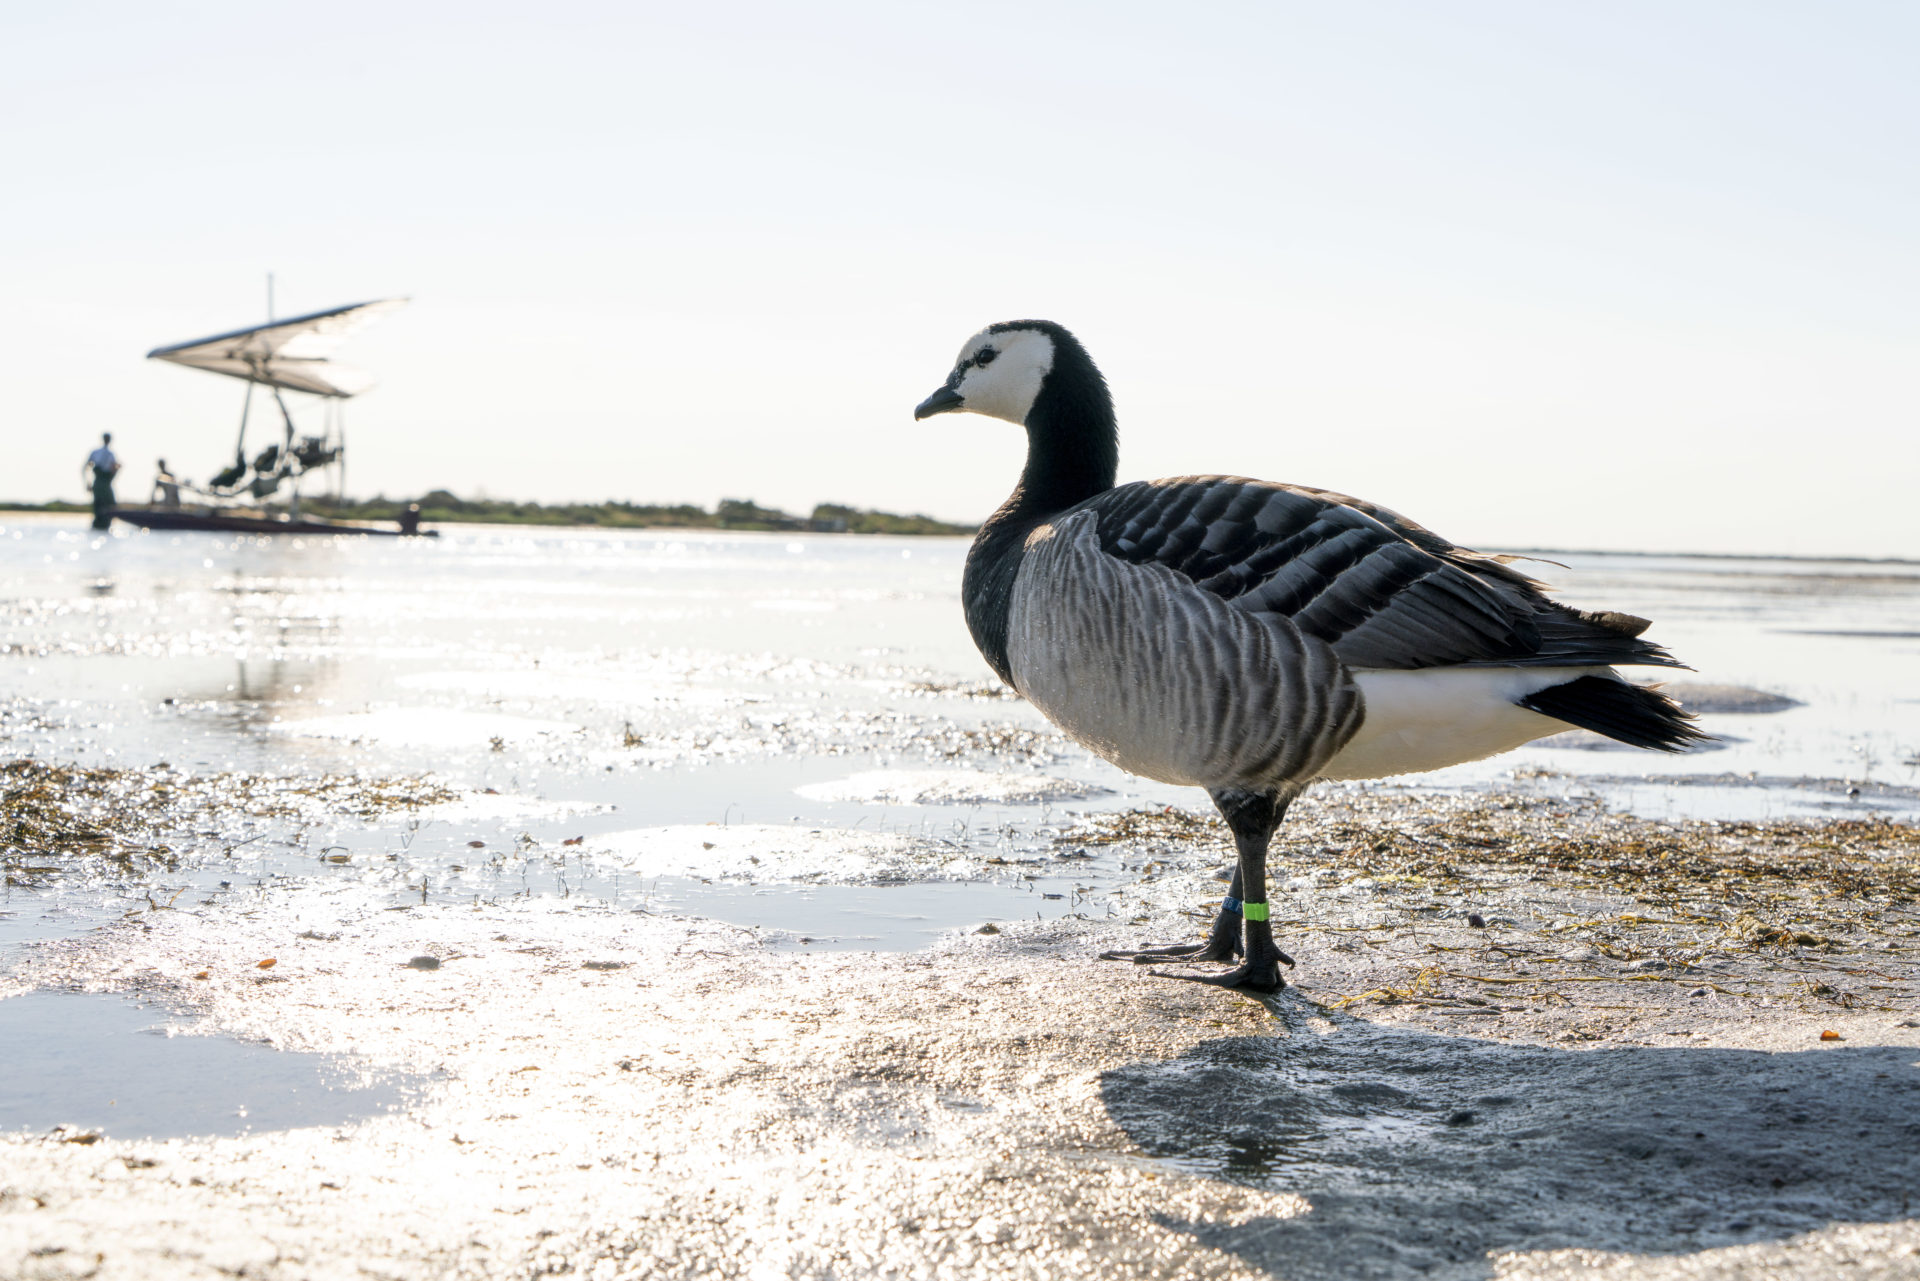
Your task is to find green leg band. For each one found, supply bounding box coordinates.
[1241,901,1270,922]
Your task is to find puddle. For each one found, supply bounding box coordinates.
[0,991,418,1139]
[584,823,1118,947]
[795,769,1107,805]
[638,874,1106,949]
[589,823,976,884]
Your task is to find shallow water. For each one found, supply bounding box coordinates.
[0,990,415,1138]
[1,516,1916,1134]
[3,516,1915,865]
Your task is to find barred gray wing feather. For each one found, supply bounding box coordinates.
[1087,477,1683,671]
[1007,511,1362,790]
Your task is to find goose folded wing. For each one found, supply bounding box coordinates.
[1087,477,1683,671]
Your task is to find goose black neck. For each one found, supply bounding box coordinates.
[963,324,1118,686]
[1010,336,1118,517]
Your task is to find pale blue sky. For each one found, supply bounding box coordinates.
[4,1,1915,556]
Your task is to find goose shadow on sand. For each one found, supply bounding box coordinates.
[1099,1005,1920,1280]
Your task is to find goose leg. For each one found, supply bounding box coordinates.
[1099,866,1245,964]
[1152,788,1294,993]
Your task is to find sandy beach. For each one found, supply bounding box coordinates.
[4,785,1918,1279]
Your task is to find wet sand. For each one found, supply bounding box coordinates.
[4,788,1918,1280]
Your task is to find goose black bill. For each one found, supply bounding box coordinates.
[914,385,964,419]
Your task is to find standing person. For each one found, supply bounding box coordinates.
[82,433,119,531]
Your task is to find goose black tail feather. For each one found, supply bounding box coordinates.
[1518,676,1709,753]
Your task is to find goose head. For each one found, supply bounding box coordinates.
[914,319,1120,509]
[913,322,1062,426]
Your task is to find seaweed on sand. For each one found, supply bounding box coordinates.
[1063,790,1920,1012]
[1065,791,1917,918]
[1,758,458,886]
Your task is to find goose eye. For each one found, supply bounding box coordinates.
[975,348,997,366]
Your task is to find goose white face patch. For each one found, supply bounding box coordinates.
[950,327,1054,425]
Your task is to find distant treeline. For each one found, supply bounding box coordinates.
[0,501,91,514]
[317,492,976,534]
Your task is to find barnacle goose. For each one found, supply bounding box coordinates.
[916,319,1704,994]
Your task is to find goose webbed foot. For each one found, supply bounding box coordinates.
[1150,939,1294,994]
[1100,897,1244,965]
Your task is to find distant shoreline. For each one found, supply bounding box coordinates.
[0,491,977,536]
[1488,546,1920,569]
